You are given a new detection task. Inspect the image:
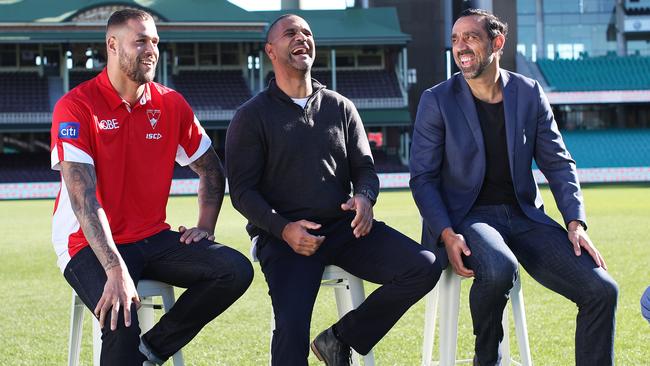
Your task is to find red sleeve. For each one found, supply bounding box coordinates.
[50,96,95,170]
[174,93,211,166]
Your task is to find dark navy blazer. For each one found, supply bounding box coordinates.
[409,69,586,267]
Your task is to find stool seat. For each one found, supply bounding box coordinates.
[422,267,532,366]
[67,279,185,366]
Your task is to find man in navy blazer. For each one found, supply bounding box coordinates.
[410,9,618,366]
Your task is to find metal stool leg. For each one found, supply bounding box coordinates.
[138,296,155,332]
[263,264,375,365]
[92,317,101,366]
[157,286,184,366]
[137,280,184,366]
[336,274,375,366]
[421,285,440,366]
[438,268,461,366]
[349,278,375,366]
[82,280,184,366]
[268,307,275,366]
[511,277,532,366]
[68,292,85,366]
[332,279,361,366]
[500,305,511,366]
[422,267,532,366]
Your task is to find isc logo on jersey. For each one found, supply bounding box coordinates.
[98,119,120,130]
[58,122,80,139]
[146,133,163,140]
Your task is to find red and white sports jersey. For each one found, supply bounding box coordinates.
[50,68,211,271]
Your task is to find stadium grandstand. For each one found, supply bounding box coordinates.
[0,0,414,198]
[513,0,650,183]
[0,0,649,200]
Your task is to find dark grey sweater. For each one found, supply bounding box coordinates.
[225,79,379,239]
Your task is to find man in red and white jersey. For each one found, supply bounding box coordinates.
[50,9,252,365]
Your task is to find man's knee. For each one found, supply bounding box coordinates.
[416,251,442,289]
[475,257,518,293]
[228,249,254,292]
[603,277,619,305]
[582,273,618,310]
[396,249,442,294]
[206,246,254,293]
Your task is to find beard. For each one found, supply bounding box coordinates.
[287,52,313,73]
[118,47,156,84]
[458,43,494,79]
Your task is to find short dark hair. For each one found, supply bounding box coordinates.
[265,14,301,43]
[458,8,508,40]
[107,8,153,31]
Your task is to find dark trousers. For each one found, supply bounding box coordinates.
[256,217,442,366]
[457,205,618,366]
[64,229,254,366]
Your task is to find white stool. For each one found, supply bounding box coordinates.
[251,241,375,366]
[422,267,532,366]
[67,279,185,366]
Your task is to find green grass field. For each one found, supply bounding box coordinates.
[0,185,648,365]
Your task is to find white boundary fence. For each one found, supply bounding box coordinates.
[1,168,649,200]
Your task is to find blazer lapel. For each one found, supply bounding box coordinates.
[500,70,518,174]
[454,75,484,150]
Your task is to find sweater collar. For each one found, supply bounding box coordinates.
[267,77,326,104]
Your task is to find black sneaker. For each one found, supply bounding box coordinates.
[310,327,352,366]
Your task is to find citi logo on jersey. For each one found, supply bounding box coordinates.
[146,133,163,140]
[98,119,120,130]
[58,122,80,139]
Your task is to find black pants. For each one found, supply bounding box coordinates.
[256,218,441,366]
[64,230,254,365]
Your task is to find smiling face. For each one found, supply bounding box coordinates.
[265,15,315,73]
[451,15,499,80]
[111,17,159,85]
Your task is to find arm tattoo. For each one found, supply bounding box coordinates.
[61,162,120,271]
[189,147,226,219]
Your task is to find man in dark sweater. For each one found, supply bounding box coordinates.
[410,9,617,365]
[226,14,441,366]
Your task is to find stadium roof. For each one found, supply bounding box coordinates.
[256,9,410,45]
[0,0,256,22]
[0,1,410,45]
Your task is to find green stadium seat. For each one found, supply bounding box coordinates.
[537,56,650,92]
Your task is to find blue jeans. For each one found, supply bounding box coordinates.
[256,218,441,366]
[457,205,617,366]
[64,229,253,365]
[642,286,650,323]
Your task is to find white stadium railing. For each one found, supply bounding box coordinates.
[3,169,650,200]
[350,98,406,109]
[0,98,406,126]
[0,112,52,124]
